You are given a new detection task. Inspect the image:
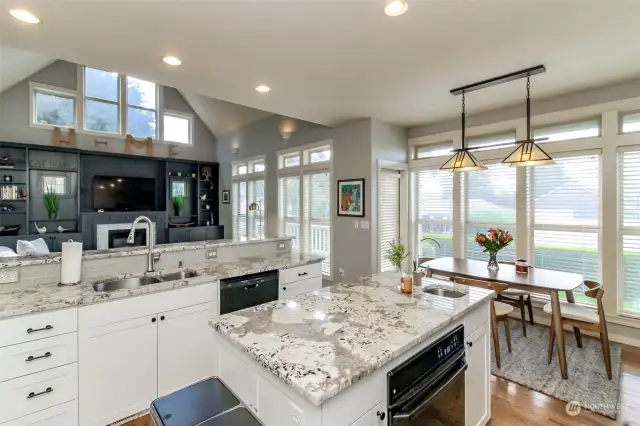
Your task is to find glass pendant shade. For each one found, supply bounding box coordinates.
[440,149,487,172]
[503,140,553,167]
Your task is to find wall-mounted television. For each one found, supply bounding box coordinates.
[93,176,155,212]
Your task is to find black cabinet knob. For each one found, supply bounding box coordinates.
[282,287,287,291]
[151,317,157,323]
[377,411,385,421]
[160,315,165,321]
[466,341,473,347]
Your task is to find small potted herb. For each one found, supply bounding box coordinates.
[43,186,59,219]
[385,239,413,293]
[172,191,185,216]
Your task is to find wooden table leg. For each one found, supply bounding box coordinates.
[551,290,568,379]
[565,291,583,348]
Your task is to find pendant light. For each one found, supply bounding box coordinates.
[440,91,487,172]
[502,76,553,167]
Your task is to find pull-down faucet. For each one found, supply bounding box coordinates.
[127,215,159,272]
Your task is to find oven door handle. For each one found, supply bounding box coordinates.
[392,360,467,420]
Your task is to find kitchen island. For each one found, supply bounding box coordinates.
[211,273,494,426]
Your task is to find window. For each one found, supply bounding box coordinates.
[618,149,640,314]
[621,112,640,134]
[414,141,454,159]
[249,159,265,173]
[304,171,331,275]
[533,118,600,142]
[232,158,266,239]
[32,87,76,128]
[42,176,66,195]
[528,154,601,302]
[282,153,301,168]
[233,163,248,176]
[466,131,516,151]
[380,169,401,272]
[306,147,331,164]
[83,67,119,133]
[247,180,265,239]
[413,168,454,258]
[279,175,301,249]
[232,180,247,239]
[127,76,157,139]
[163,113,192,144]
[172,181,186,197]
[464,164,517,262]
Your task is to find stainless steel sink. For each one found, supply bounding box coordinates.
[93,276,162,292]
[423,285,467,299]
[159,270,199,281]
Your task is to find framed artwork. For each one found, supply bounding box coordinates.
[337,179,365,217]
[222,190,231,204]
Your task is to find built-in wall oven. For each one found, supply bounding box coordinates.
[387,325,466,426]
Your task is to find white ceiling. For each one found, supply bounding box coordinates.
[1,0,640,127]
[0,45,53,92]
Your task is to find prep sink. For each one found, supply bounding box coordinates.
[93,276,162,292]
[422,284,467,299]
[93,270,200,292]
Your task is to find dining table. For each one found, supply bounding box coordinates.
[420,257,584,379]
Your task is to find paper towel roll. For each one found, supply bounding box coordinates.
[60,240,82,285]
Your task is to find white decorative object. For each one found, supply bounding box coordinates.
[96,222,151,249]
[16,238,50,256]
[200,194,207,200]
[57,225,70,233]
[33,222,47,234]
[60,240,82,285]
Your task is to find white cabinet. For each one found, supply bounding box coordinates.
[279,276,323,300]
[79,314,158,426]
[218,345,257,412]
[158,302,216,397]
[349,402,386,426]
[3,400,78,426]
[465,322,491,426]
[278,264,323,301]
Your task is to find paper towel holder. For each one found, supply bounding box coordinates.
[58,239,83,287]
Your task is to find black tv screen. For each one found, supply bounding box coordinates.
[93,176,155,211]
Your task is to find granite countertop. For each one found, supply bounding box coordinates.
[0,236,294,268]
[211,274,493,406]
[0,250,323,321]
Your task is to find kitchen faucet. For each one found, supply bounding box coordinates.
[127,215,159,272]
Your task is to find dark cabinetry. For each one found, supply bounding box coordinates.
[168,226,224,243]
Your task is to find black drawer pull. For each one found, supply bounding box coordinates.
[26,325,53,334]
[297,272,308,277]
[26,352,52,362]
[27,387,52,399]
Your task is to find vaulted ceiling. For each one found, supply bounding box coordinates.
[1,0,640,127]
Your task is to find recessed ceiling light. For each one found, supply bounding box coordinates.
[163,56,182,66]
[255,85,271,93]
[9,9,40,24]
[384,0,408,17]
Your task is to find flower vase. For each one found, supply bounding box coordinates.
[487,252,499,270]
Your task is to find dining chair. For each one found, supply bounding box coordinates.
[496,260,534,337]
[544,280,612,380]
[454,277,513,368]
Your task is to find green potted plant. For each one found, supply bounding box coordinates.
[172,191,186,216]
[43,186,59,219]
[385,239,411,289]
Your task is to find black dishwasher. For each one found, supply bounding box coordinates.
[219,270,279,315]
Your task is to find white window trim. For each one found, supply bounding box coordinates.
[29,82,79,130]
[163,109,194,146]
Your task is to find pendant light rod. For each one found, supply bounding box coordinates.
[450,65,546,96]
[461,91,466,149]
[526,75,531,139]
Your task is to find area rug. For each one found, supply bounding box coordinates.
[490,320,622,419]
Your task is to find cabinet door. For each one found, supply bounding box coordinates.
[169,228,191,243]
[189,227,206,242]
[157,303,216,397]
[349,402,386,426]
[465,322,491,426]
[79,315,158,426]
[205,226,224,240]
[3,400,78,426]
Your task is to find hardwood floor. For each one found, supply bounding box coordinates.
[124,345,640,426]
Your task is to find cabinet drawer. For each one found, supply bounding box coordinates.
[279,263,322,285]
[2,400,78,426]
[0,309,77,348]
[464,301,490,338]
[0,364,78,423]
[0,333,78,382]
[279,276,323,300]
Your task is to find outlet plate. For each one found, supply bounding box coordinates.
[0,269,19,283]
[277,242,286,250]
[206,250,218,259]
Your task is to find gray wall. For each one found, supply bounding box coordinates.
[0,60,218,162]
[215,114,332,238]
[409,77,640,139]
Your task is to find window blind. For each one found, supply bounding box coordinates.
[619,149,640,314]
[279,175,301,249]
[303,171,331,276]
[380,169,400,272]
[533,118,600,142]
[413,168,454,258]
[621,112,640,134]
[464,164,517,261]
[415,141,454,159]
[247,179,265,239]
[466,131,516,151]
[529,154,601,300]
[232,180,247,239]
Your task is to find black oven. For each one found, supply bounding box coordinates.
[387,325,466,426]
